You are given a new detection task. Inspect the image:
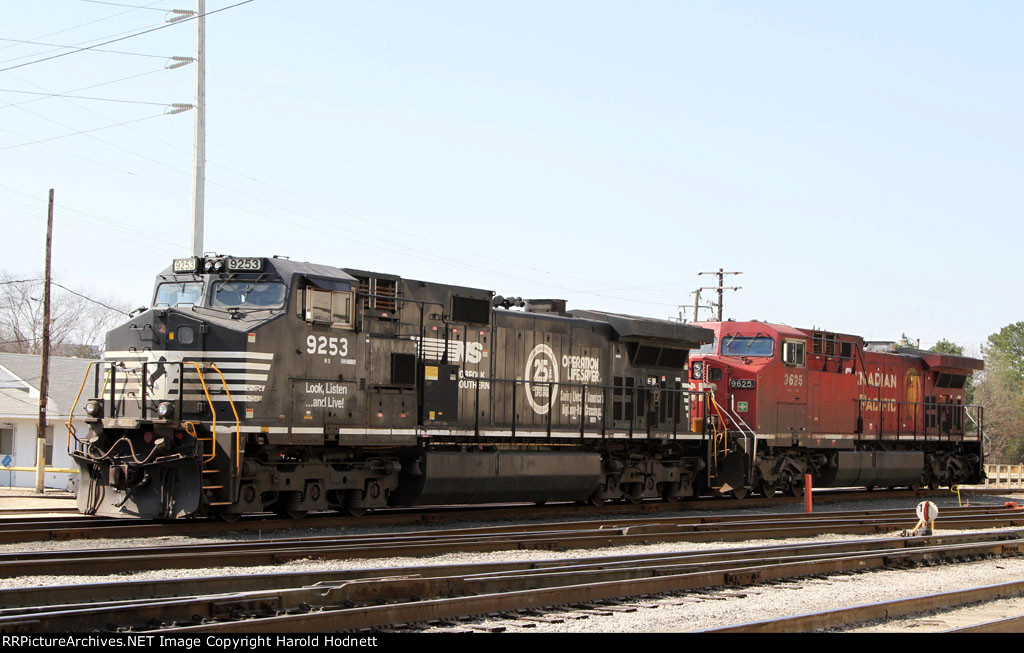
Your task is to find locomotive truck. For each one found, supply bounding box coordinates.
[68,256,985,519]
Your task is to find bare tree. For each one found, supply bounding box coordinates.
[0,271,130,357]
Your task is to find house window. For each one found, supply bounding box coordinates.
[45,426,53,466]
[0,427,12,455]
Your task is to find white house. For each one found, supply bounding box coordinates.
[0,352,94,491]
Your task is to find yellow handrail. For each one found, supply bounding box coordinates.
[207,362,242,478]
[66,362,113,451]
[708,394,729,472]
[185,361,219,464]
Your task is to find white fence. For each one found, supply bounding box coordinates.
[984,464,1024,489]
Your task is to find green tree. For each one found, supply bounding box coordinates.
[973,323,1024,464]
[931,339,964,356]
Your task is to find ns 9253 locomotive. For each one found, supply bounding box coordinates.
[70,255,724,519]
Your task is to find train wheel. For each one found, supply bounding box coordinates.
[587,496,607,507]
[732,487,748,500]
[760,481,776,498]
[661,482,682,502]
[216,511,242,523]
[284,510,307,520]
[786,481,804,497]
[344,506,368,517]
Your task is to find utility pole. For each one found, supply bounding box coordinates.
[36,190,53,494]
[677,288,715,322]
[698,268,742,321]
[189,0,206,257]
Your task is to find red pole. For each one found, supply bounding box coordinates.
[804,473,813,513]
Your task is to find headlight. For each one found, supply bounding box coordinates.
[204,260,214,272]
[157,401,174,418]
[84,400,103,417]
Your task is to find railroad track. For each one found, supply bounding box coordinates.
[0,487,1012,545]
[2,529,1022,633]
[704,580,1024,633]
[3,505,1024,579]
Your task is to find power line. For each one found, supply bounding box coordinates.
[0,0,255,73]
[0,38,171,60]
[80,0,175,10]
[0,21,168,66]
[0,0,168,54]
[0,87,180,107]
[0,112,172,150]
[51,282,130,316]
[0,68,167,112]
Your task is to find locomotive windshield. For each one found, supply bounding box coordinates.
[210,281,286,309]
[721,335,774,357]
[154,281,203,307]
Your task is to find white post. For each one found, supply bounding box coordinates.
[190,0,206,257]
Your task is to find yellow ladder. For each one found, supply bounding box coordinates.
[183,361,241,505]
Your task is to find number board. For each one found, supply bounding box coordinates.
[226,257,264,272]
[729,378,755,389]
[172,257,198,273]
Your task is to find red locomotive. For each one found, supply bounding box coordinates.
[688,320,984,498]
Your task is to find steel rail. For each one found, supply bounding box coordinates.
[0,531,1002,610]
[0,487,1016,545]
[160,538,1024,633]
[0,498,1020,547]
[3,510,1024,578]
[947,614,1024,633]
[3,531,1022,633]
[703,579,1024,633]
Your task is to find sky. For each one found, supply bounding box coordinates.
[1,1,1021,355]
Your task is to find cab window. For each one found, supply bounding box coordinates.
[721,336,774,357]
[155,281,203,307]
[210,281,286,309]
[782,339,806,366]
[306,286,353,327]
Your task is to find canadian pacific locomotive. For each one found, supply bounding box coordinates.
[69,256,985,519]
[687,321,984,497]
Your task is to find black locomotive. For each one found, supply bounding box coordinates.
[71,255,725,519]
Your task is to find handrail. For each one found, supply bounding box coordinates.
[66,362,112,452]
[708,394,730,472]
[727,394,757,486]
[855,396,980,438]
[184,360,219,464]
[206,362,242,479]
[467,375,707,438]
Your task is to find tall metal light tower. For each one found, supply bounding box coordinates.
[189,0,206,257]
